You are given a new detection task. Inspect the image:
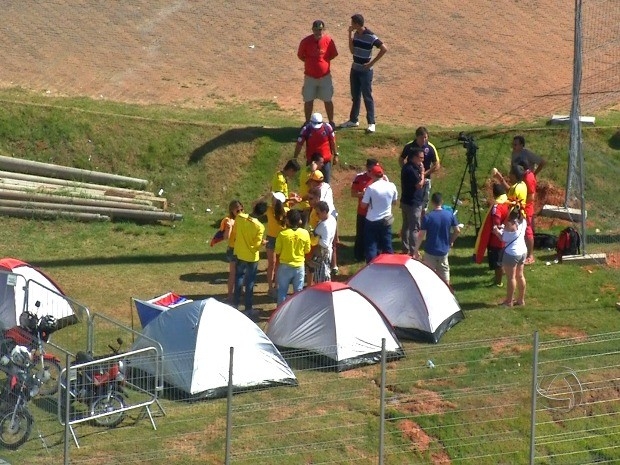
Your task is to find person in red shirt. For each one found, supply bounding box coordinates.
[293,112,338,183]
[350,158,379,261]
[488,183,510,286]
[297,20,338,127]
[516,159,538,264]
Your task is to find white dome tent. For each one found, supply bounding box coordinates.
[131,297,297,398]
[266,281,404,371]
[348,254,464,343]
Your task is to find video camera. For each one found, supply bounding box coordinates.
[457,132,478,152]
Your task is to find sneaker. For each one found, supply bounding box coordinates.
[331,266,339,276]
[339,120,359,129]
[366,124,376,133]
[242,309,261,323]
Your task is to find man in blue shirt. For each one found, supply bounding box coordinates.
[339,13,387,134]
[414,192,461,285]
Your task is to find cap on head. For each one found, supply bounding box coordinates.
[312,20,325,30]
[310,112,323,129]
[272,191,286,203]
[307,170,324,183]
[370,164,384,177]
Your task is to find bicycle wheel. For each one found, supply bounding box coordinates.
[0,408,33,450]
[33,358,61,396]
[90,393,126,428]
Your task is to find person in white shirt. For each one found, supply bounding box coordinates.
[494,205,527,307]
[312,201,337,282]
[360,164,398,262]
[306,169,339,274]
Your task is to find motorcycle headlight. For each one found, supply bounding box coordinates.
[30,385,40,397]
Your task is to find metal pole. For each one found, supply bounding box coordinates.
[378,338,386,465]
[529,331,539,465]
[225,347,234,465]
[63,353,71,465]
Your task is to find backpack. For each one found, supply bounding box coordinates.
[556,227,581,259]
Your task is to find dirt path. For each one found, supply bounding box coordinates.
[0,1,581,127]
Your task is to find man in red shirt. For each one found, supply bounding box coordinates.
[293,112,338,183]
[297,20,338,128]
[350,158,379,261]
[516,159,538,264]
[488,183,510,286]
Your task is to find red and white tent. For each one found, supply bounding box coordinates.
[266,281,404,371]
[348,254,464,343]
[0,258,77,329]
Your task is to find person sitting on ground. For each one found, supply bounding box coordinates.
[414,192,460,285]
[312,200,337,283]
[271,159,301,200]
[275,209,311,304]
[494,205,527,307]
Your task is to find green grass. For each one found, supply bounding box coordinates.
[0,89,618,464]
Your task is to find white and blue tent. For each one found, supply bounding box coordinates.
[131,297,297,398]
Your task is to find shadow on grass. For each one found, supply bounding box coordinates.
[32,253,225,268]
[188,126,299,164]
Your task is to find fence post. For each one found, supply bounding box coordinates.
[379,338,386,465]
[225,346,234,465]
[529,331,539,465]
[63,352,71,465]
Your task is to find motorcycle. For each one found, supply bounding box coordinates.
[2,302,62,396]
[60,338,127,428]
[0,345,42,449]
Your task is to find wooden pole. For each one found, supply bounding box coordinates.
[0,155,148,189]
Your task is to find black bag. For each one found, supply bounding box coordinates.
[533,233,557,250]
[556,227,581,257]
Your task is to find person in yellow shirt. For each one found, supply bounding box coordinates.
[275,209,311,304]
[271,159,301,199]
[304,186,322,287]
[254,191,289,299]
[493,164,527,208]
[232,201,267,319]
[295,153,323,225]
[218,199,243,302]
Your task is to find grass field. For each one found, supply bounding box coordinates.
[0,89,619,464]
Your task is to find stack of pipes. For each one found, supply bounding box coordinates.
[0,155,182,223]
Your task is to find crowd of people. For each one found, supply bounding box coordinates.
[212,12,547,315]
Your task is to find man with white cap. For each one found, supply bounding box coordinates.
[294,112,338,183]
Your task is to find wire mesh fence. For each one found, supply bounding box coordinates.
[1,317,619,464]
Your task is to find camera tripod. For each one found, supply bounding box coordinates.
[453,139,483,234]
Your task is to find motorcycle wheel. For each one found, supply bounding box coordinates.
[0,407,33,450]
[90,393,126,428]
[33,358,62,396]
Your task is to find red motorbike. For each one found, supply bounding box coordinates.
[0,345,43,449]
[2,303,62,397]
[60,338,127,428]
